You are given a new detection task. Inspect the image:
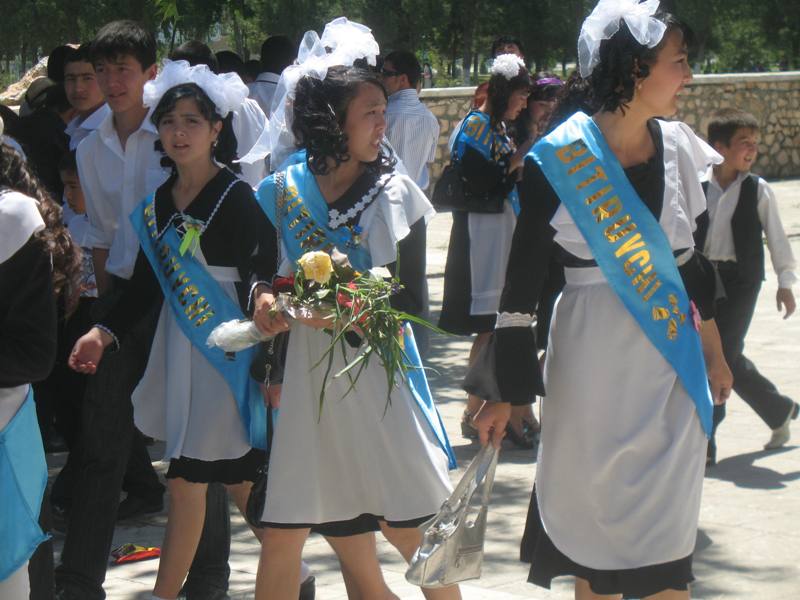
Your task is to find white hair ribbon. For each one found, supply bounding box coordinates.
[578,0,667,78]
[143,59,249,117]
[237,17,380,168]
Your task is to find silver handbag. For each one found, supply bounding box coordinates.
[405,444,499,587]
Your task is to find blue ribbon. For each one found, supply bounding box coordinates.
[130,196,267,450]
[532,112,713,436]
[256,166,456,468]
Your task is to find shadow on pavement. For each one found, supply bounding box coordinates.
[705,447,800,490]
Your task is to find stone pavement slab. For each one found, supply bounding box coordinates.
[50,179,800,598]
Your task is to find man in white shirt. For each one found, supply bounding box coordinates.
[381,51,439,355]
[248,35,295,116]
[382,50,440,192]
[698,108,798,461]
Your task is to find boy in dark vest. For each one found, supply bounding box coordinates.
[697,108,798,465]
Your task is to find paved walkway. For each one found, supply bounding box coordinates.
[50,179,800,598]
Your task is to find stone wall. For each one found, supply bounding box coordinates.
[420,72,800,184]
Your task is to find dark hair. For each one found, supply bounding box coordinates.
[260,35,296,74]
[47,45,74,83]
[90,20,156,70]
[552,12,691,122]
[0,144,81,310]
[707,108,760,147]
[292,65,395,176]
[215,50,246,78]
[171,41,219,73]
[486,67,531,126]
[151,84,240,173]
[63,43,94,69]
[491,35,524,58]
[58,150,78,174]
[530,72,563,101]
[384,50,422,88]
[245,59,262,81]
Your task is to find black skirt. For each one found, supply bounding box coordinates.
[521,488,694,598]
[261,513,431,537]
[439,212,497,335]
[166,448,266,484]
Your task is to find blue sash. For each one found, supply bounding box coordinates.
[532,112,713,436]
[0,388,48,580]
[130,195,267,450]
[256,166,457,468]
[452,110,520,215]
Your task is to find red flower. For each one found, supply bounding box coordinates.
[272,275,295,293]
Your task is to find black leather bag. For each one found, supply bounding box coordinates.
[245,404,273,528]
[432,162,505,214]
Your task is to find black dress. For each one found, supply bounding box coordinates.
[99,167,279,484]
[497,120,719,597]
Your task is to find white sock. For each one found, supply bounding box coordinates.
[301,560,312,582]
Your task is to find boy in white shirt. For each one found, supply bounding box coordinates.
[698,108,798,463]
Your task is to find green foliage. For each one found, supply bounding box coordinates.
[0,0,796,89]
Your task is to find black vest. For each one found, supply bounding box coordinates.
[696,175,764,282]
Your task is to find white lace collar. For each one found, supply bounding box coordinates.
[328,171,394,229]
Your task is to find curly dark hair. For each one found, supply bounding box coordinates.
[548,11,691,128]
[151,83,241,173]
[292,65,396,176]
[486,66,532,127]
[0,143,81,311]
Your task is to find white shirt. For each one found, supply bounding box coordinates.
[65,104,111,150]
[247,72,281,117]
[77,110,170,280]
[231,98,268,188]
[703,168,797,288]
[385,89,440,191]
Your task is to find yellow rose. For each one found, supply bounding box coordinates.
[298,251,334,285]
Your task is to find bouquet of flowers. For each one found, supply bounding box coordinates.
[208,249,442,412]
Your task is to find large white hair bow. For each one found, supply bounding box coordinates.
[238,17,380,168]
[578,0,667,78]
[143,59,249,117]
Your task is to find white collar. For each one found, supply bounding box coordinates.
[708,167,749,192]
[97,106,158,150]
[256,71,281,84]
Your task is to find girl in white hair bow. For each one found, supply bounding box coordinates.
[473,2,732,598]
[69,61,279,600]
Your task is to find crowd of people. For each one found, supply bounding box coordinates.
[1,1,797,599]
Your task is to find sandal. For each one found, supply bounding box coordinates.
[460,409,479,439]
[505,421,539,450]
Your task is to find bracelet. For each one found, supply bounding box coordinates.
[94,323,120,351]
[248,280,272,313]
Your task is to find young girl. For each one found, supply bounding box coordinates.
[438,55,537,448]
[69,61,277,600]
[475,2,733,598]
[251,59,460,599]
[0,139,80,597]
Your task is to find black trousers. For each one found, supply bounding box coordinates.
[55,282,231,599]
[712,263,795,436]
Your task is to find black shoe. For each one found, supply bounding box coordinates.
[116,494,164,521]
[300,575,315,600]
[52,501,70,534]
